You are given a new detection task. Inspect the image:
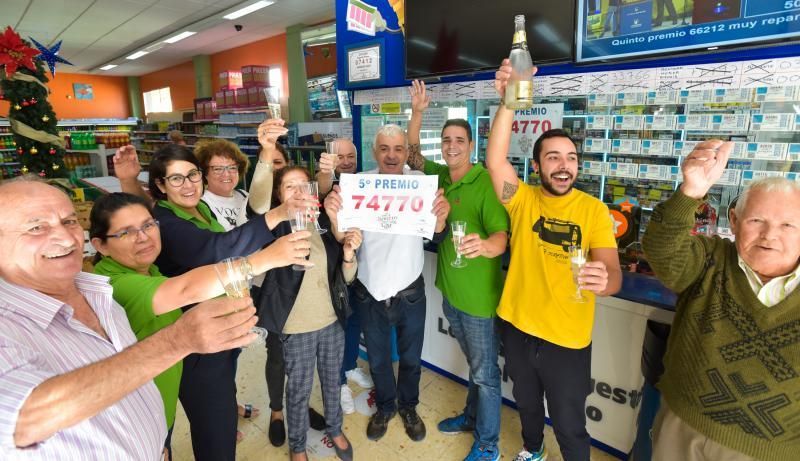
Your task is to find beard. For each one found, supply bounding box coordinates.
[539,172,576,196]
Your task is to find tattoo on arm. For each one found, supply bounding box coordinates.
[407,143,424,171]
[501,181,518,201]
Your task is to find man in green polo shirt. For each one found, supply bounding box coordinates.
[406,80,509,461]
[92,257,182,444]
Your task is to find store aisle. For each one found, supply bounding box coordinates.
[171,343,619,461]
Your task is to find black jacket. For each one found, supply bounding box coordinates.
[256,212,352,334]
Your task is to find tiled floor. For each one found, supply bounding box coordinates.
[171,345,620,460]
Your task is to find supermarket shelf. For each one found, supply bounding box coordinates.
[216,106,271,114]
[134,130,167,134]
[139,139,170,144]
[217,121,262,126]
[183,119,219,124]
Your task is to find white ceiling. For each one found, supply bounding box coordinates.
[1,0,335,76]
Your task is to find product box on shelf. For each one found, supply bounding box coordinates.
[74,201,93,230]
[194,97,212,120]
[215,91,226,109]
[202,100,218,119]
[245,85,270,107]
[219,70,243,90]
[224,89,241,107]
[241,65,269,87]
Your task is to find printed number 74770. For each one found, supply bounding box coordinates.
[351,195,424,212]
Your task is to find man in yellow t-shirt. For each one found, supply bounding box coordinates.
[485,61,622,461]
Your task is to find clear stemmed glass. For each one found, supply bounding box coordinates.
[304,181,327,235]
[214,256,269,345]
[450,220,468,268]
[324,140,338,182]
[289,210,314,271]
[569,245,587,303]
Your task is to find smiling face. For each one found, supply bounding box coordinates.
[374,133,408,175]
[156,160,204,211]
[440,125,474,172]
[92,204,162,274]
[336,140,358,174]
[731,187,800,282]
[0,182,85,293]
[278,169,311,204]
[205,154,239,197]
[534,137,580,197]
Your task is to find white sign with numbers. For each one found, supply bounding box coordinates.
[337,173,439,238]
[489,104,564,158]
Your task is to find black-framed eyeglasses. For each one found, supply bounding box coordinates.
[164,169,203,187]
[209,165,239,176]
[105,220,160,241]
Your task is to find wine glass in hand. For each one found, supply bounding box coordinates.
[451,221,468,268]
[323,140,339,182]
[289,210,314,271]
[214,257,269,345]
[304,181,327,235]
[569,245,587,303]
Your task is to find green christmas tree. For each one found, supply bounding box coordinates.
[0,26,67,178]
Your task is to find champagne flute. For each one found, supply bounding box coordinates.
[324,140,338,182]
[289,210,314,271]
[214,256,268,345]
[451,220,467,268]
[569,245,587,303]
[304,181,327,235]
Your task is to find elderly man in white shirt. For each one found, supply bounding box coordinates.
[324,124,450,444]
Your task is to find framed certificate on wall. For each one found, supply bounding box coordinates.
[345,39,385,87]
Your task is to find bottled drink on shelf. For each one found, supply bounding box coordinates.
[505,15,534,110]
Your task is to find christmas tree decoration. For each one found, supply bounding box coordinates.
[0,26,40,77]
[52,163,60,171]
[0,26,67,179]
[30,38,72,77]
[38,170,45,177]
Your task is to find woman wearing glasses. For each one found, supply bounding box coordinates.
[89,192,310,460]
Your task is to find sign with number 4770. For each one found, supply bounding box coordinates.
[337,173,439,238]
[489,103,564,158]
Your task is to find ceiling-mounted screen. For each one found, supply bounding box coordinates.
[576,0,800,63]
[405,0,575,79]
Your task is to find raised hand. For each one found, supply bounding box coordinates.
[113,145,141,181]
[257,118,288,152]
[680,140,733,199]
[494,59,537,100]
[431,188,451,233]
[174,296,258,354]
[409,80,430,113]
[319,151,338,175]
[260,231,312,270]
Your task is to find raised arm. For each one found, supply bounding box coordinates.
[150,230,312,313]
[113,146,151,203]
[248,119,287,213]
[485,59,537,204]
[317,140,338,196]
[11,296,256,447]
[642,140,732,292]
[406,80,430,171]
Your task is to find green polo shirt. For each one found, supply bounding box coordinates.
[157,199,227,233]
[425,160,509,317]
[93,256,182,428]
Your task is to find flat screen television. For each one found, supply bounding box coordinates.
[405,0,576,79]
[576,0,800,63]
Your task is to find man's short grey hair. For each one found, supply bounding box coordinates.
[735,176,800,217]
[372,124,407,152]
[334,138,358,156]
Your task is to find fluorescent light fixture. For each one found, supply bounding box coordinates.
[126,50,149,60]
[164,31,196,44]
[99,64,118,71]
[224,0,274,20]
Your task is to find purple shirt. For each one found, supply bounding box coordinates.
[0,272,167,460]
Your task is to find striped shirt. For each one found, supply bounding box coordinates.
[737,256,800,307]
[0,272,167,460]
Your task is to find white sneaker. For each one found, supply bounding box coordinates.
[345,367,374,389]
[340,385,355,414]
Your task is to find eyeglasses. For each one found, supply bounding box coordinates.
[164,169,203,187]
[105,220,160,241]
[209,165,239,175]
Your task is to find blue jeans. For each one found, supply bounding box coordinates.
[353,276,426,413]
[340,291,363,385]
[442,298,502,447]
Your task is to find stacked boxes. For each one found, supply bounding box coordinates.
[219,70,243,90]
[216,65,274,109]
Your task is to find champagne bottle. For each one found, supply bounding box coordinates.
[505,15,534,110]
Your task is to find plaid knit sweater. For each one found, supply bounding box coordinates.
[642,190,800,461]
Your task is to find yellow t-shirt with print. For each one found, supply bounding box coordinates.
[498,184,617,349]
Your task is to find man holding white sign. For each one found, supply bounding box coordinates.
[406,80,510,461]
[486,60,621,461]
[324,124,450,444]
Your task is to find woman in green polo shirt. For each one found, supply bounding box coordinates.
[89,192,310,459]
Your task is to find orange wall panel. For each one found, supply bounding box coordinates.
[1,72,130,119]
[305,43,337,78]
[211,34,289,96]
[140,60,196,111]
